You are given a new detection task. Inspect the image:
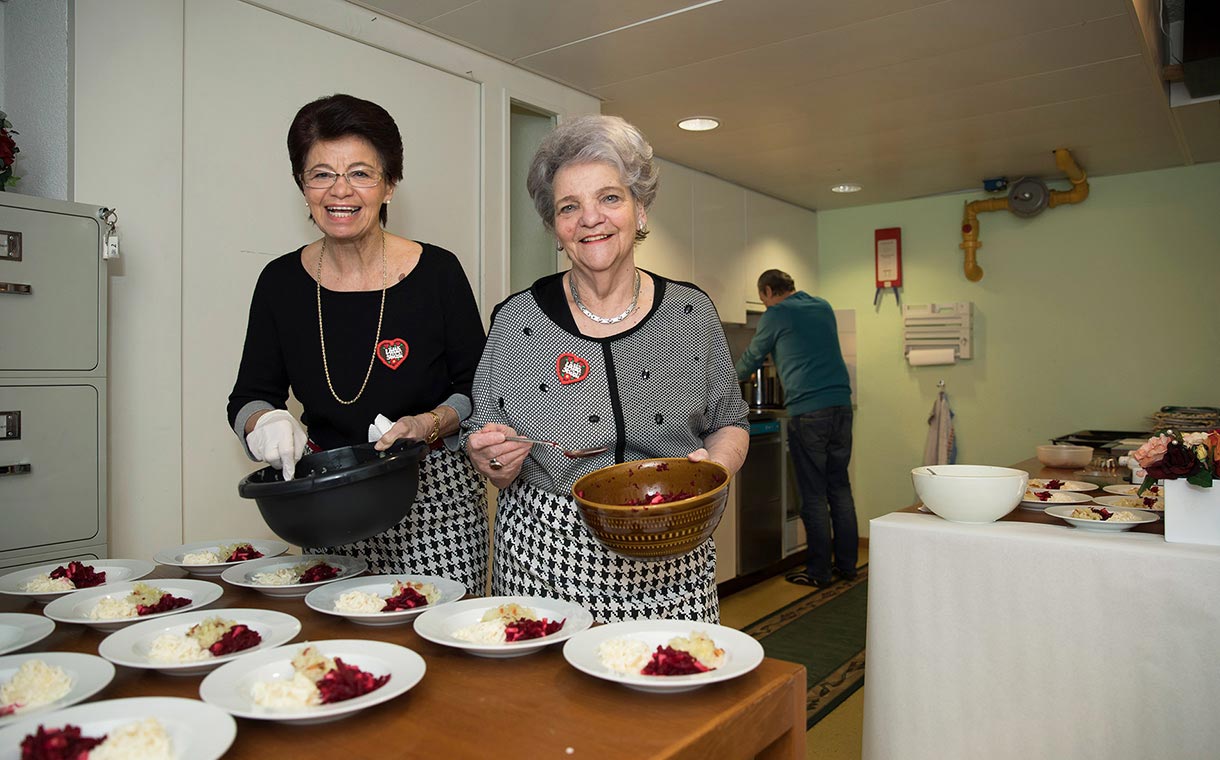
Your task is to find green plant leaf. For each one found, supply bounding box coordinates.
[1137,475,1159,495]
[1186,469,1214,488]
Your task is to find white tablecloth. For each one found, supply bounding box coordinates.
[862,512,1220,760]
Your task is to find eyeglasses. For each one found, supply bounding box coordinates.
[301,168,383,189]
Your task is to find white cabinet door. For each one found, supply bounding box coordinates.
[744,191,818,307]
[637,158,692,284]
[692,174,746,324]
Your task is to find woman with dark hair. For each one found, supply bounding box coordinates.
[464,115,748,623]
[228,94,488,588]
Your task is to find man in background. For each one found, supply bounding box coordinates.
[736,270,857,589]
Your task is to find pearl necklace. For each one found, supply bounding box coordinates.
[316,230,386,405]
[570,269,641,325]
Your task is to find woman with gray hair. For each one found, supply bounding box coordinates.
[464,115,748,623]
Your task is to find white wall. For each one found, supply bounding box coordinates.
[1,0,70,199]
[72,0,599,557]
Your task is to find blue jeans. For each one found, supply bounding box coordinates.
[788,406,858,584]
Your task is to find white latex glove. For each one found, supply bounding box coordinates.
[368,414,394,443]
[246,409,308,480]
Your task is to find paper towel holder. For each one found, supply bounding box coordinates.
[902,302,973,360]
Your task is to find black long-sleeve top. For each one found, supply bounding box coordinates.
[227,243,485,452]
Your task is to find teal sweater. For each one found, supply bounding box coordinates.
[735,292,851,416]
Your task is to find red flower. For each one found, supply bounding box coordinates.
[0,130,15,166]
[1145,442,1201,480]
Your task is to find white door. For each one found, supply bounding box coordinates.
[180,0,481,540]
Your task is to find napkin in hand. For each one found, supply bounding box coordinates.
[368,414,394,444]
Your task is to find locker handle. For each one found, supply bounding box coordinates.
[0,282,32,295]
[0,463,32,476]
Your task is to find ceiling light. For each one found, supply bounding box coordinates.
[677,117,720,132]
[831,183,863,193]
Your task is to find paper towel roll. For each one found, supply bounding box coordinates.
[908,348,957,366]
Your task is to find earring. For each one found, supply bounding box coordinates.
[556,241,563,252]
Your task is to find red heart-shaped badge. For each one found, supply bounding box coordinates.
[377,338,409,370]
[556,353,590,384]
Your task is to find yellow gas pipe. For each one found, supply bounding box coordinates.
[959,148,1088,282]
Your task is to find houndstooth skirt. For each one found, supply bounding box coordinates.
[306,446,489,593]
[492,480,719,624]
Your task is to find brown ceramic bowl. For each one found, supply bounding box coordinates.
[571,458,731,561]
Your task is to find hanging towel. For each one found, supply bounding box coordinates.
[923,391,957,466]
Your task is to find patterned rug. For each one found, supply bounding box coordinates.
[741,566,868,729]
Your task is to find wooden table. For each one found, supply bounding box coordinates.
[903,457,1165,535]
[2,569,806,759]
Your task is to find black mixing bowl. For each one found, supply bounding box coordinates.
[237,440,428,547]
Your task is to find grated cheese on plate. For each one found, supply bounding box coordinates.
[88,717,174,760]
[334,591,386,614]
[0,660,73,713]
[451,620,508,644]
[21,576,75,593]
[182,550,221,565]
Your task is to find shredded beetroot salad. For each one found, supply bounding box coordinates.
[48,561,106,589]
[503,617,565,642]
[209,624,262,656]
[136,593,191,616]
[225,544,264,562]
[298,563,339,584]
[641,646,711,676]
[381,586,429,612]
[20,724,106,760]
[624,491,695,506]
[315,658,390,704]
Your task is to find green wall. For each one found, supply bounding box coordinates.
[815,162,1220,532]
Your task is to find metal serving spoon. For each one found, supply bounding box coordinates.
[504,436,609,459]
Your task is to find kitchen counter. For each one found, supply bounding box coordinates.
[1,569,806,759]
[864,458,1218,759]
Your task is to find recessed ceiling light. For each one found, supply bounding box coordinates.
[831,183,863,193]
[677,117,720,132]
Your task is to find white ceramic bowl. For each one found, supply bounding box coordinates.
[1035,444,1093,469]
[911,465,1028,524]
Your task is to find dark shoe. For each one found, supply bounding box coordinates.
[785,571,830,589]
[833,568,859,582]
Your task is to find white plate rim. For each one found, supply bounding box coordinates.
[1026,479,1098,492]
[303,574,466,622]
[0,614,54,656]
[561,619,765,691]
[412,595,595,654]
[197,639,425,722]
[0,696,236,759]
[42,579,223,628]
[0,560,158,600]
[1044,505,1160,530]
[1092,494,1165,512]
[1020,490,1093,506]
[0,651,116,727]
[96,608,302,672]
[219,554,366,592]
[1102,484,1164,497]
[153,539,289,570]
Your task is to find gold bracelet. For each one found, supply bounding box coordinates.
[425,410,442,444]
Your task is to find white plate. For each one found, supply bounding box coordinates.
[304,574,466,626]
[0,615,53,656]
[220,555,366,598]
[154,539,289,577]
[0,560,157,604]
[198,639,425,725]
[562,620,765,693]
[1092,494,1165,512]
[43,579,223,633]
[0,696,235,759]
[1026,478,1097,492]
[0,652,115,727]
[1102,483,1165,499]
[1019,490,1093,510]
[413,596,594,658]
[1044,505,1161,532]
[98,608,301,676]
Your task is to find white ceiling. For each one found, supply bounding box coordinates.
[354,0,1220,211]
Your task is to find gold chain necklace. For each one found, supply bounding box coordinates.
[316,230,387,405]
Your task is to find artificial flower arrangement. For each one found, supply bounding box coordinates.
[0,110,18,189]
[1131,429,1219,493]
